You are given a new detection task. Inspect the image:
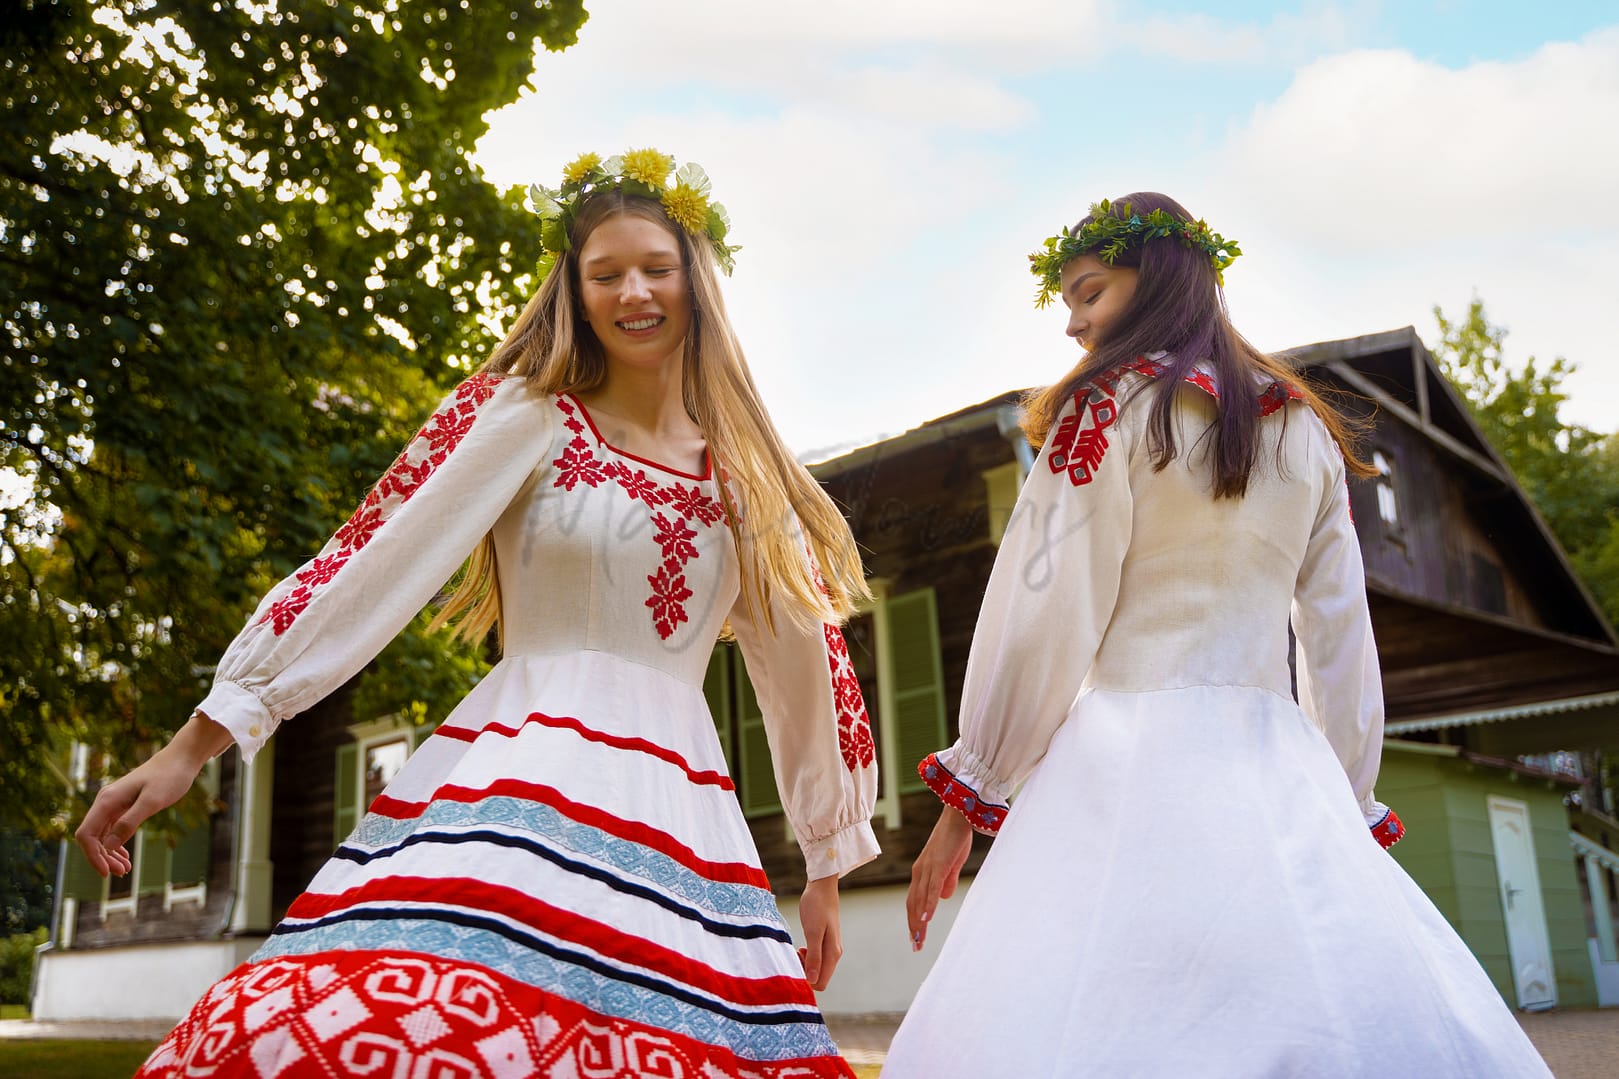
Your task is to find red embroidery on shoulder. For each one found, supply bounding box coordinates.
[1127,356,1303,416]
[918,752,1007,835]
[824,626,875,771]
[259,373,502,637]
[552,395,727,641]
[1047,382,1120,488]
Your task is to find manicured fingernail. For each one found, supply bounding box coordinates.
[921,911,931,922]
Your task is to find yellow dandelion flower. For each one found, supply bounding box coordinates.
[620,147,674,187]
[661,183,710,234]
[561,152,600,185]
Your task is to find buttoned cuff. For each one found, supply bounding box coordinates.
[196,680,277,764]
[801,820,880,881]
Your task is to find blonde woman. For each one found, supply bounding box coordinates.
[77,150,879,1079]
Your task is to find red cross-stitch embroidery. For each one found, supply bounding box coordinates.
[1125,356,1303,416]
[612,462,672,508]
[553,439,610,491]
[134,951,853,1079]
[824,625,875,771]
[646,563,696,639]
[667,482,725,526]
[1047,387,1120,488]
[257,373,504,638]
[653,513,699,565]
[552,394,726,640]
[295,553,349,589]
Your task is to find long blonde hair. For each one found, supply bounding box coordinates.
[431,192,869,648]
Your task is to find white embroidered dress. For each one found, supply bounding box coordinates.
[138,374,879,1079]
[883,364,1553,1078]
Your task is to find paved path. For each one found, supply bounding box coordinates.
[1519,1009,1619,1079]
[3,1010,1614,1075]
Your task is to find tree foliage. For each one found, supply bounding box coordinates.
[1432,298,1619,628]
[1,0,588,835]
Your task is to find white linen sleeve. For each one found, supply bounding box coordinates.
[1290,432,1404,849]
[920,383,1136,835]
[727,541,880,882]
[197,374,554,762]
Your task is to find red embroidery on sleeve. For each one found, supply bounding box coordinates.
[259,372,501,637]
[825,626,876,771]
[918,752,1007,835]
[1371,807,1405,849]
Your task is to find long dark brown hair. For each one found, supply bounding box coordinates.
[1022,192,1372,497]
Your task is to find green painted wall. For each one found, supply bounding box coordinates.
[1379,745,1595,1009]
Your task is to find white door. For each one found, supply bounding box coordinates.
[1486,796,1557,1009]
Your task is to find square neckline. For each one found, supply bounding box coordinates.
[564,393,713,482]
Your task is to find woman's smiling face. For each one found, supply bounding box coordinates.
[577,212,693,373]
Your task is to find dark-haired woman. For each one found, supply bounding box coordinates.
[882,195,1552,1077]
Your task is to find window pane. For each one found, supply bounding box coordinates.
[364,737,410,806]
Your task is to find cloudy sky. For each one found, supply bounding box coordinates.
[473,0,1619,457]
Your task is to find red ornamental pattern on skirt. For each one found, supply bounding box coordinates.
[824,625,875,771]
[261,373,501,637]
[134,951,854,1079]
[551,395,727,641]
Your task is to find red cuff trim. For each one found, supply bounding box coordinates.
[1371,808,1405,849]
[918,753,1008,836]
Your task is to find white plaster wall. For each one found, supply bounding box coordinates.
[33,938,262,1021]
[776,879,975,1015]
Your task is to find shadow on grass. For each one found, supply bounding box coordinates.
[2,1040,159,1078]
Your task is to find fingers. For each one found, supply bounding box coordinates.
[798,925,840,991]
[905,863,941,951]
[75,783,136,878]
[800,934,822,990]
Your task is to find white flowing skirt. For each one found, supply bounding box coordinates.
[882,685,1553,1079]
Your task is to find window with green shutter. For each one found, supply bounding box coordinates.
[886,588,948,794]
[60,838,106,903]
[703,646,735,773]
[135,832,169,897]
[735,655,781,817]
[166,821,211,890]
[333,742,360,848]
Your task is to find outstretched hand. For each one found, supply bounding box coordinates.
[74,712,233,878]
[906,806,974,951]
[797,874,843,991]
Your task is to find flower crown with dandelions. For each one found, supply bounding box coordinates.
[1028,198,1241,308]
[527,148,740,282]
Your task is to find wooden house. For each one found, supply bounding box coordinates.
[33,327,1619,1021]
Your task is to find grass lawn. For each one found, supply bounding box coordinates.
[0,1040,159,1078]
[0,1003,30,1019]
